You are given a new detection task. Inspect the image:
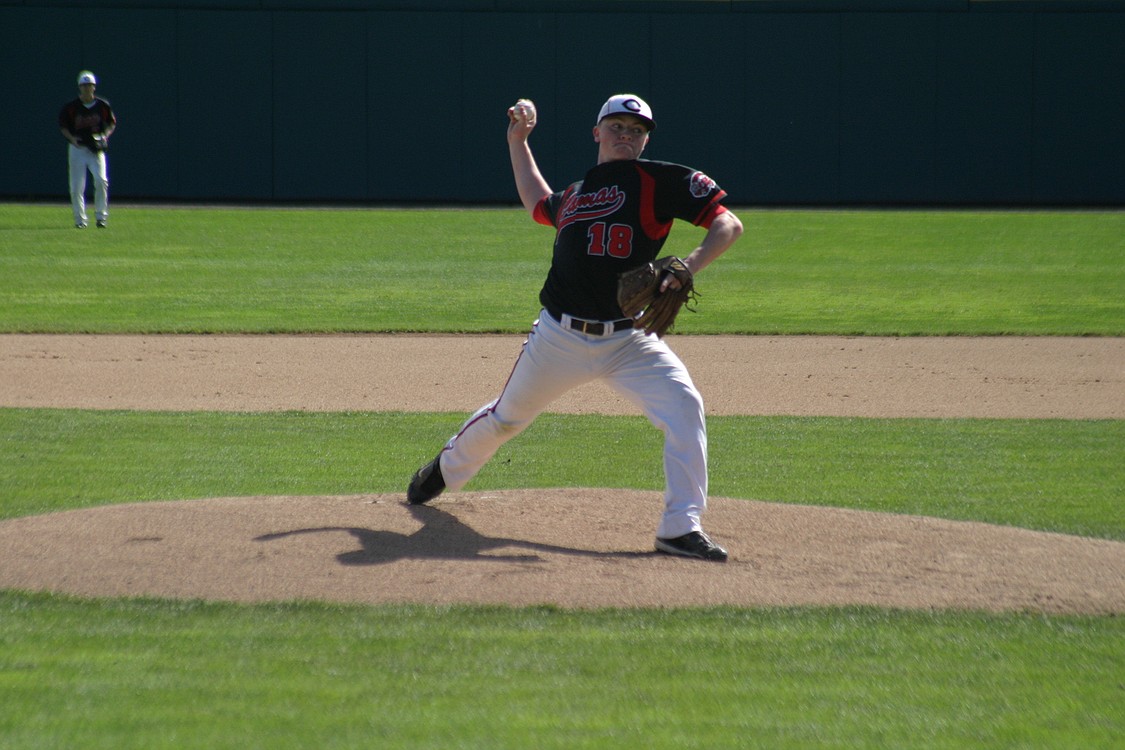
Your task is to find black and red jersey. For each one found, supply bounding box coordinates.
[533,159,729,320]
[58,97,116,139]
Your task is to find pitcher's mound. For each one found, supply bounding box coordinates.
[1,489,1121,614]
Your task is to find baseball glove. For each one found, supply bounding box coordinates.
[616,256,697,338]
[83,134,108,152]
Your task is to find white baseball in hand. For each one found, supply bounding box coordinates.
[512,99,536,125]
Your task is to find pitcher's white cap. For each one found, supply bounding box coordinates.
[596,94,655,131]
[77,71,97,85]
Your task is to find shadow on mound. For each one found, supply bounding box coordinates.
[0,489,1122,614]
[256,502,649,565]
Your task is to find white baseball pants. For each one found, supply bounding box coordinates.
[68,144,109,226]
[438,309,708,539]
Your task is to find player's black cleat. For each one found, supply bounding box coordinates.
[407,453,446,505]
[655,531,728,562]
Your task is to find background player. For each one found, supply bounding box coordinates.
[408,94,743,561]
[58,70,116,228]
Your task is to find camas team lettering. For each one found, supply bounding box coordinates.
[557,185,626,231]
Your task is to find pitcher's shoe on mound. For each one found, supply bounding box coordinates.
[407,453,446,505]
[655,531,728,562]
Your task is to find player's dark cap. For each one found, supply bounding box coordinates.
[77,71,97,86]
[597,94,655,131]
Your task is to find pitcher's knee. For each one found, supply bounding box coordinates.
[490,412,534,439]
[673,387,705,423]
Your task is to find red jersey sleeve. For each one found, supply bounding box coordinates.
[532,196,554,227]
[695,198,729,229]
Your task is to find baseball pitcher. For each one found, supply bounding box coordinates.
[408,94,743,561]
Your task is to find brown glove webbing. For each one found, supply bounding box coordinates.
[616,256,697,338]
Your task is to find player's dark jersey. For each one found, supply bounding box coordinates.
[58,97,116,142]
[533,159,728,321]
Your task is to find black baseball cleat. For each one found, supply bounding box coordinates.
[96,220,106,229]
[407,453,446,505]
[655,531,728,562]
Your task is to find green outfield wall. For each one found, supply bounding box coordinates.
[3,1,1122,205]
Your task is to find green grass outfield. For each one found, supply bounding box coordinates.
[1,204,1121,335]
[1,204,1123,749]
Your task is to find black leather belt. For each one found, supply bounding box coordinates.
[547,309,634,336]
[571,318,635,335]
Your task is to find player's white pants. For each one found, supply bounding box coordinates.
[68,144,109,226]
[438,310,708,539]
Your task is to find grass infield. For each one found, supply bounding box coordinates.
[0,203,1122,748]
[1,409,1121,540]
[2,594,1121,750]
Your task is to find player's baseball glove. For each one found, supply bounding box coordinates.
[83,134,108,152]
[616,256,697,338]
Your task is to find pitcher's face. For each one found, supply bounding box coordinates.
[594,115,650,163]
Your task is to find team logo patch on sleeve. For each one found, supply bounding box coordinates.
[689,171,717,198]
